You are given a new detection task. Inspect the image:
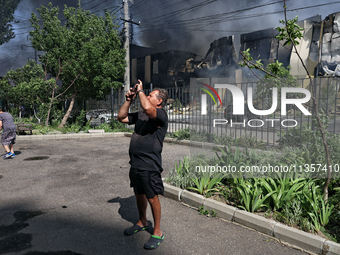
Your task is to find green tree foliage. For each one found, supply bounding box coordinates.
[276,16,304,46]
[239,49,297,95]
[29,3,126,128]
[257,61,298,110]
[0,60,49,120]
[0,0,21,45]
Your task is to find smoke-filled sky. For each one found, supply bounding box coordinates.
[1,0,340,76]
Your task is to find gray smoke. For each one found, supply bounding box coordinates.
[0,0,78,76]
[131,0,277,57]
[0,0,339,76]
[130,0,339,57]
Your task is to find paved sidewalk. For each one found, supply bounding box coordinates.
[0,137,308,255]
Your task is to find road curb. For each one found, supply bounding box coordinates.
[324,240,340,255]
[234,209,276,237]
[203,198,236,221]
[181,190,204,208]
[16,132,128,141]
[163,183,339,255]
[274,223,325,254]
[163,182,182,201]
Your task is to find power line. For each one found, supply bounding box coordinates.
[81,0,100,6]
[86,0,111,12]
[136,1,340,35]
[9,1,340,38]
[138,0,283,35]
[8,49,24,69]
[131,0,152,9]
[133,0,216,21]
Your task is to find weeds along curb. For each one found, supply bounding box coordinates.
[162,182,340,255]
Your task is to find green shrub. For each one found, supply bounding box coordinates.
[187,171,224,195]
[260,176,314,211]
[190,129,217,143]
[278,110,340,166]
[172,98,183,109]
[170,128,190,140]
[236,178,276,212]
[165,156,196,189]
[109,119,132,132]
[165,154,213,189]
[304,183,334,231]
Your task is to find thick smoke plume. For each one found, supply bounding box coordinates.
[0,0,339,76]
[130,0,338,57]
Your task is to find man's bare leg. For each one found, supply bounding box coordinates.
[135,194,148,227]
[148,195,162,237]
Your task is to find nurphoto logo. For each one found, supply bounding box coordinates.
[199,83,311,128]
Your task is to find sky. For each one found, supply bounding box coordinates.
[1,0,340,76]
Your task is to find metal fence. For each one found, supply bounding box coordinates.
[88,76,340,147]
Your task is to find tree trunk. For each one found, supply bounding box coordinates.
[45,87,56,127]
[282,0,332,201]
[33,107,41,124]
[58,93,76,129]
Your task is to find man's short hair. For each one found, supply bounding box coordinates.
[154,88,169,108]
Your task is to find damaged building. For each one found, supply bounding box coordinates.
[319,12,340,76]
[195,36,239,78]
[129,11,340,88]
[202,12,340,79]
[130,47,199,89]
[88,11,340,114]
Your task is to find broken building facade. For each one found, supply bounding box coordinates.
[130,48,198,89]
[204,12,340,79]
[129,11,340,88]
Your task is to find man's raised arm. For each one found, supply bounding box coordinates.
[117,89,137,123]
[135,79,160,119]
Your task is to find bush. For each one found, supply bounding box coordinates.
[170,128,191,140]
[109,119,132,132]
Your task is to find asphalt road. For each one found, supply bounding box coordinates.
[0,137,308,255]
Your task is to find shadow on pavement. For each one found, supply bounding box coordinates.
[0,210,44,254]
[0,200,163,255]
[107,196,154,235]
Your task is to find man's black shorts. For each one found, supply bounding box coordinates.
[129,168,164,199]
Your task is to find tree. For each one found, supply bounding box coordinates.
[0,0,22,45]
[240,54,298,110]
[0,60,48,120]
[239,1,332,200]
[29,3,126,128]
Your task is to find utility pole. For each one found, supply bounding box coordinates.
[130,14,134,44]
[122,0,139,93]
[123,0,130,93]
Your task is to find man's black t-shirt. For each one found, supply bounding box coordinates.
[127,108,168,172]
